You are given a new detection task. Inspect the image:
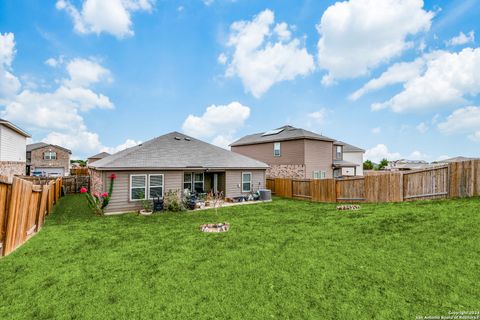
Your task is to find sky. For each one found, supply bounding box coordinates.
[0,0,479,162]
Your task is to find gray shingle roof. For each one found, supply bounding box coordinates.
[89,132,269,170]
[0,118,30,137]
[26,142,72,154]
[88,152,111,160]
[230,125,336,146]
[334,141,365,153]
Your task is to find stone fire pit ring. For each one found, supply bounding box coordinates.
[200,223,230,233]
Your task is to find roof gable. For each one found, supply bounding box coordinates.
[27,142,72,154]
[230,125,336,146]
[90,132,269,170]
[0,119,31,137]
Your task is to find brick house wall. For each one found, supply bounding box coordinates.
[29,145,70,175]
[0,161,25,181]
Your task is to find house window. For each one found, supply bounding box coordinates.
[242,172,252,192]
[130,174,147,201]
[335,146,342,160]
[44,151,57,160]
[333,169,342,178]
[273,142,281,157]
[313,171,326,179]
[148,174,164,199]
[183,172,204,193]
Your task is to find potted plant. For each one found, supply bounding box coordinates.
[139,193,153,216]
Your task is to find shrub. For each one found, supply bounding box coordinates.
[164,189,185,212]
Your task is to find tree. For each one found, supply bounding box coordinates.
[378,158,389,170]
[363,160,374,170]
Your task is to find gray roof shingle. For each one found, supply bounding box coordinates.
[230,125,336,146]
[334,141,365,153]
[89,132,269,170]
[88,152,111,160]
[26,142,72,153]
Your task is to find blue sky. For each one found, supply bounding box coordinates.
[0,0,479,161]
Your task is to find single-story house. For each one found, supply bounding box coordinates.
[87,152,111,164]
[88,132,269,214]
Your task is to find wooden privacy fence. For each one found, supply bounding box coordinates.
[266,160,480,203]
[0,176,62,256]
[19,175,89,194]
[70,167,89,176]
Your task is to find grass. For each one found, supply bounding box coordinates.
[0,195,479,319]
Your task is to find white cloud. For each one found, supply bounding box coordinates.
[317,0,433,82]
[101,138,142,154]
[371,48,480,112]
[223,9,314,97]
[371,127,381,134]
[56,0,155,38]
[182,101,250,148]
[307,109,326,124]
[437,106,480,142]
[416,122,428,133]
[217,53,227,65]
[65,58,112,88]
[0,33,20,100]
[203,0,214,5]
[350,56,427,100]
[0,32,15,66]
[0,35,121,156]
[446,31,475,46]
[365,144,401,163]
[408,150,428,159]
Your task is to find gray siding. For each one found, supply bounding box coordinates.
[103,170,182,213]
[225,170,265,198]
[304,139,334,179]
[102,169,266,213]
[231,140,305,166]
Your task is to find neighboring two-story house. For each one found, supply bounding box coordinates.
[26,143,72,176]
[335,141,365,176]
[0,119,30,181]
[230,125,364,179]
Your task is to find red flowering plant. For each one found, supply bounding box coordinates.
[83,173,117,215]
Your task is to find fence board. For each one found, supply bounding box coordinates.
[274,178,292,198]
[1,177,61,256]
[266,179,275,194]
[403,166,448,200]
[364,173,403,202]
[311,179,336,202]
[336,178,365,201]
[292,180,311,199]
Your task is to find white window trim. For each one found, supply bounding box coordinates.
[183,172,205,193]
[194,172,204,192]
[130,174,147,201]
[273,142,281,157]
[148,174,164,200]
[242,172,252,193]
[313,171,326,180]
[44,151,57,160]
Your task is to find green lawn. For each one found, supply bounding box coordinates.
[1,195,479,319]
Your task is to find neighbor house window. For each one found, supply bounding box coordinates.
[335,146,342,160]
[333,169,342,178]
[183,172,204,193]
[242,172,252,192]
[130,174,147,201]
[148,174,164,199]
[273,142,281,157]
[313,171,326,179]
[44,151,57,160]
